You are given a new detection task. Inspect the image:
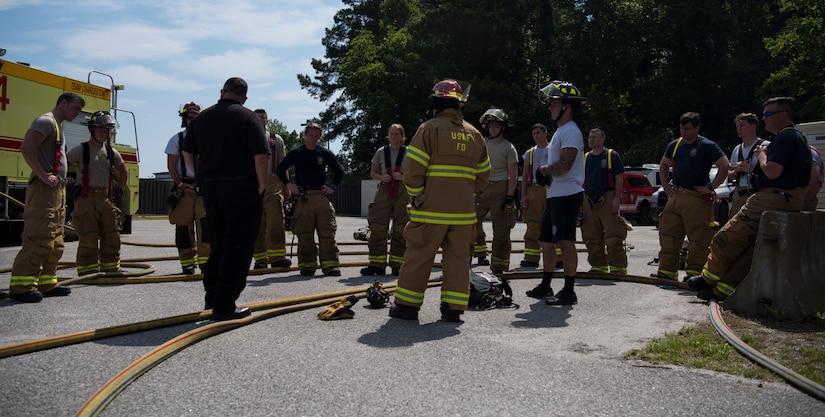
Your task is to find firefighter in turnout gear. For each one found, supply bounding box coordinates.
[473,108,519,274]
[252,109,292,270]
[276,120,345,277]
[654,112,728,281]
[9,92,85,303]
[361,124,410,277]
[389,79,491,322]
[580,128,627,275]
[164,102,209,275]
[519,124,550,268]
[66,110,128,275]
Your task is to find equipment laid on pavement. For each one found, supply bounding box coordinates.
[366,280,390,308]
[353,226,370,241]
[317,295,359,320]
[469,271,517,310]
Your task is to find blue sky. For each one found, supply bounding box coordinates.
[0,0,343,177]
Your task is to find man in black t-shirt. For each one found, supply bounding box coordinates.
[654,112,729,282]
[182,77,268,321]
[276,121,345,277]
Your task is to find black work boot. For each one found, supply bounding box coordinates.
[686,275,712,291]
[360,265,386,276]
[388,303,419,320]
[440,302,464,322]
[10,290,43,303]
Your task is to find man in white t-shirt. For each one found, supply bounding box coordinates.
[526,81,588,306]
[164,102,209,275]
[728,112,768,216]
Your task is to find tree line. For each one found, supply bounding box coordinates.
[287,0,823,182]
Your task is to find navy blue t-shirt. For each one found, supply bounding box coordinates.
[755,127,811,190]
[663,136,724,188]
[276,144,344,188]
[584,149,625,202]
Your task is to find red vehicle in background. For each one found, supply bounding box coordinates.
[619,172,657,225]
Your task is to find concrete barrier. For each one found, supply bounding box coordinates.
[726,210,825,320]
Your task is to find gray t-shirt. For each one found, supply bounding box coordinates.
[66,142,124,188]
[371,145,406,175]
[29,112,67,178]
[486,138,518,181]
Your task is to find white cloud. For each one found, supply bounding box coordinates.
[61,23,190,61]
[1,0,344,176]
[108,64,204,92]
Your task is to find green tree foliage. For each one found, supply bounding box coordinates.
[299,0,822,180]
[267,118,302,151]
[760,0,825,121]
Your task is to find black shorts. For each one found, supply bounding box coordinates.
[539,192,583,243]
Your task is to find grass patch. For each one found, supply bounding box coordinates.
[626,309,825,384]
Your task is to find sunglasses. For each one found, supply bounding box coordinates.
[763,110,786,118]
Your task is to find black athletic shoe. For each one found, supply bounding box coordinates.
[42,286,71,297]
[10,290,43,303]
[477,256,490,266]
[360,266,386,276]
[388,303,419,320]
[440,302,464,323]
[211,307,251,321]
[545,288,577,305]
[686,275,712,291]
[526,284,553,299]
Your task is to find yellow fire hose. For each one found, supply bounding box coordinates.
[709,301,825,402]
[0,266,820,414]
[6,192,813,407]
[73,281,442,417]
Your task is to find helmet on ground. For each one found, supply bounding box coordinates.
[180,101,201,116]
[537,80,588,105]
[432,79,468,103]
[366,280,390,308]
[84,110,116,129]
[479,107,515,127]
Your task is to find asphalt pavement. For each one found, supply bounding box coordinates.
[1,216,823,416]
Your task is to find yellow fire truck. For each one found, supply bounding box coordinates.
[0,59,140,241]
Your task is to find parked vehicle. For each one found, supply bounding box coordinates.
[650,166,733,227]
[0,59,140,241]
[619,172,657,225]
